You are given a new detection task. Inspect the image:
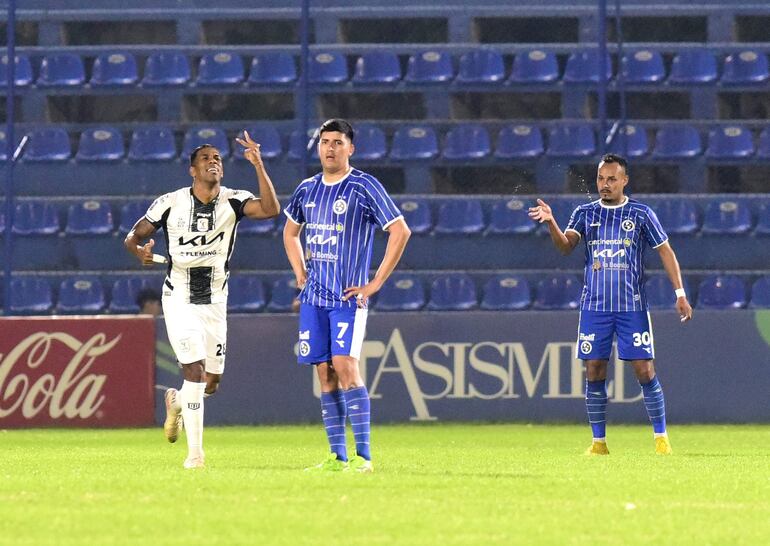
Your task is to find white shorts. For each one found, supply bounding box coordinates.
[162,297,227,374]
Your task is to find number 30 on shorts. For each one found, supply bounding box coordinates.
[632,331,651,346]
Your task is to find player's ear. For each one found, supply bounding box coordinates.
[188,165,195,178]
[348,142,355,157]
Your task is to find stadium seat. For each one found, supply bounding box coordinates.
[442,124,491,160]
[12,201,59,235]
[546,125,595,157]
[239,216,276,235]
[266,276,300,313]
[76,127,125,162]
[427,273,478,311]
[196,52,245,86]
[142,52,191,87]
[0,54,33,87]
[620,49,665,84]
[481,274,531,310]
[233,125,282,160]
[494,125,544,159]
[65,200,114,236]
[487,199,536,234]
[605,124,648,157]
[650,198,699,235]
[375,273,425,311]
[128,126,177,161]
[652,125,702,158]
[353,123,387,160]
[721,50,769,85]
[308,52,348,84]
[668,49,718,84]
[509,50,559,84]
[701,199,752,234]
[749,276,770,308]
[182,127,230,159]
[644,274,691,309]
[755,203,770,235]
[404,51,454,84]
[456,49,505,84]
[57,278,106,314]
[248,52,297,85]
[533,274,582,310]
[90,52,138,87]
[434,200,485,234]
[37,53,85,87]
[757,127,770,159]
[23,128,71,162]
[705,126,754,159]
[697,275,747,309]
[287,129,321,161]
[397,199,432,234]
[10,277,53,315]
[390,125,438,160]
[352,51,401,85]
[228,275,266,313]
[563,50,612,83]
[118,200,152,234]
[109,277,152,313]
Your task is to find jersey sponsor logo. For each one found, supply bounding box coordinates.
[187,402,200,410]
[307,250,337,262]
[336,340,345,348]
[307,234,338,246]
[299,341,311,357]
[579,333,595,341]
[593,248,626,259]
[305,202,316,208]
[589,239,625,246]
[306,222,338,231]
[178,231,225,247]
[333,199,347,214]
[580,341,593,354]
[299,330,310,340]
[621,219,636,231]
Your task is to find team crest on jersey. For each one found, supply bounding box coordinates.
[299,341,311,357]
[333,199,347,214]
[621,219,635,232]
[196,218,210,231]
[580,341,593,354]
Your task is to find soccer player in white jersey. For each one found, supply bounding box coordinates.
[283,119,411,473]
[124,132,280,468]
[528,153,693,456]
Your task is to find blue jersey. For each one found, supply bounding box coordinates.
[284,168,402,308]
[565,197,668,312]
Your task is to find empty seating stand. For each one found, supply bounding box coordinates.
[390,126,438,160]
[308,52,348,84]
[397,199,432,234]
[37,53,85,87]
[749,276,770,308]
[143,52,191,87]
[427,273,477,311]
[487,199,536,234]
[697,275,747,309]
[196,52,245,86]
[533,274,581,310]
[668,49,718,84]
[57,278,106,314]
[701,199,752,234]
[90,52,138,87]
[442,125,491,160]
[266,275,300,313]
[24,128,71,162]
[705,126,754,159]
[227,275,266,313]
[248,52,297,86]
[128,126,177,161]
[10,277,53,315]
[182,127,230,159]
[76,127,125,162]
[353,51,401,85]
[621,49,665,84]
[481,274,531,310]
[0,54,33,87]
[456,49,505,84]
[434,200,485,235]
[405,51,454,84]
[509,50,559,84]
[495,125,544,159]
[375,273,425,311]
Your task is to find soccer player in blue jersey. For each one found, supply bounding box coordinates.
[283,119,411,472]
[528,153,693,456]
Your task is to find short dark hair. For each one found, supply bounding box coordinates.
[599,153,628,173]
[319,118,355,142]
[189,144,217,166]
[136,287,161,308]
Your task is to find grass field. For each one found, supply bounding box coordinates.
[2,424,769,546]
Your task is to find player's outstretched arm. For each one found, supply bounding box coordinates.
[124,217,161,267]
[656,241,693,322]
[282,219,307,290]
[237,131,281,220]
[528,198,579,255]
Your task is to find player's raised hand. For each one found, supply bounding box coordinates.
[235,130,263,168]
[139,239,156,266]
[528,199,554,223]
[676,296,693,323]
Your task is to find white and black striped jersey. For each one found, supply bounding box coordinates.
[145,186,256,305]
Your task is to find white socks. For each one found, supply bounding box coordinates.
[180,380,205,458]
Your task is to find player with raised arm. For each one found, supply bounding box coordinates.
[283,119,411,473]
[124,132,280,468]
[528,153,692,456]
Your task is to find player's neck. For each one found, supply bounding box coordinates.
[599,195,628,208]
[322,165,352,185]
[192,180,220,204]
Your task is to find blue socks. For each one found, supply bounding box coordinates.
[320,390,348,462]
[585,379,608,440]
[640,375,667,435]
[345,386,371,461]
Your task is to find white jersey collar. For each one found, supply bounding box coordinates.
[321,167,353,186]
[598,196,629,209]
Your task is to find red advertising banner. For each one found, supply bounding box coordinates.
[0,316,155,427]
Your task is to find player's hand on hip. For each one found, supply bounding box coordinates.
[342,284,376,308]
[295,273,307,290]
[139,239,155,266]
[235,130,264,168]
[676,297,693,322]
[528,199,554,223]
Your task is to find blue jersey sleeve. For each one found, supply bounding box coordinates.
[565,206,586,238]
[363,176,401,229]
[284,183,306,225]
[642,206,668,248]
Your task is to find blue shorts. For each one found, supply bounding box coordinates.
[576,310,655,361]
[297,303,369,365]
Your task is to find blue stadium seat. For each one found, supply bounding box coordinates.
[375,273,425,311]
[12,201,59,235]
[57,278,106,314]
[487,199,536,234]
[756,203,770,235]
[266,275,300,313]
[427,273,477,311]
[0,129,23,161]
[182,127,230,159]
[119,200,152,234]
[109,277,152,313]
[705,126,754,159]
[76,127,125,162]
[494,125,544,159]
[644,274,692,309]
[509,49,559,84]
[404,51,454,84]
[390,125,438,160]
[0,54,33,87]
[233,125,282,160]
[23,128,71,162]
[652,125,702,158]
[228,275,266,313]
[668,49,718,84]
[606,124,648,157]
[10,277,53,315]
[701,199,752,234]
[650,198,699,234]
[90,52,138,87]
[546,125,595,157]
[749,276,770,308]
[456,49,505,84]
[239,216,276,235]
[563,50,612,83]
[287,129,321,161]
[756,127,770,160]
[620,49,665,84]
[353,51,401,85]
[65,200,114,236]
[434,200,485,235]
[248,52,297,85]
[481,274,531,310]
[397,199,432,234]
[353,123,387,160]
[196,52,245,86]
[128,126,177,161]
[721,50,769,85]
[442,124,491,160]
[37,53,85,87]
[142,52,191,87]
[533,274,581,310]
[697,275,747,309]
[308,51,348,84]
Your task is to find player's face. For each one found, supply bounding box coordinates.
[596,161,628,204]
[189,147,224,185]
[318,131,354,174]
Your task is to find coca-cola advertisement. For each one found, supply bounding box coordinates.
[0,317,155,427]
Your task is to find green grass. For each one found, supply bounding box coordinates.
[2,424,769,546]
